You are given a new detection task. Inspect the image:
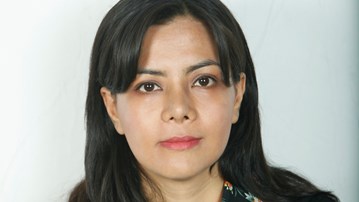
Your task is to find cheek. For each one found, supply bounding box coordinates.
[116,95,159,133]
[197,91,236,144]
[117,110,153,162]
[198,90,236,124]
[115,98,160,151]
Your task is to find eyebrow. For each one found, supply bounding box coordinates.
[137,59,220,76]
[137,69,165,76]
[186,59,220,74]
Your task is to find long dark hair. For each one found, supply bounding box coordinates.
[70,0,338,201]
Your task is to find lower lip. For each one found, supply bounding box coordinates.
[160,138,201,150]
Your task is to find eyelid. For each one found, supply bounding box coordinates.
[192,75,217,87]
[135,81,162,93]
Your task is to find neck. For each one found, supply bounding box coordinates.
[143,163,224,202]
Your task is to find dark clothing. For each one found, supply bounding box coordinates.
[222,181,336,202]
[222,181,261,202]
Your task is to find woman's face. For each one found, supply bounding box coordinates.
[101,16,245,183]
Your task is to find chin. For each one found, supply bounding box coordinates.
[156,163,218,182]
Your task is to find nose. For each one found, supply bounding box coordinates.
[161,86,197,123]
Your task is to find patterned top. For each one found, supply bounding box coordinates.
[222,181,262,202]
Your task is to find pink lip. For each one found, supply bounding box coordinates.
[160,136,201,150]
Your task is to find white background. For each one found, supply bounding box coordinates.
[0,0,357,201]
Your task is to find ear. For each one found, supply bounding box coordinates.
[100,87,125,135]
[232,73,246,123]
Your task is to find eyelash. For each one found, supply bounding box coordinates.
[192,75,217,88]
[136,82,162,93]
[136,75,217,93]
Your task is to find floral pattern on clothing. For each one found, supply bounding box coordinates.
[222,181,262,202]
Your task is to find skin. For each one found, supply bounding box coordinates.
[101,16,246,202]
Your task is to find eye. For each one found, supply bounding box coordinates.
[193,76,216,87]
[137,82,161,93]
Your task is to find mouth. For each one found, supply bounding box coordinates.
[159,136,201,150]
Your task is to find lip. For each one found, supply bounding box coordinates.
[159,136,201,150]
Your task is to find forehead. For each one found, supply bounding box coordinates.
[138,16,218,70]
[146,16,210,41]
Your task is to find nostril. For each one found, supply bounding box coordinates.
[167,115,190,122]
[169,116,189,120]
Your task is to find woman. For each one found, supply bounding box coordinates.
[70,0,339,201]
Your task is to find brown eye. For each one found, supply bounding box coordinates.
[193,76,216,87]
[138,82,161,92]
